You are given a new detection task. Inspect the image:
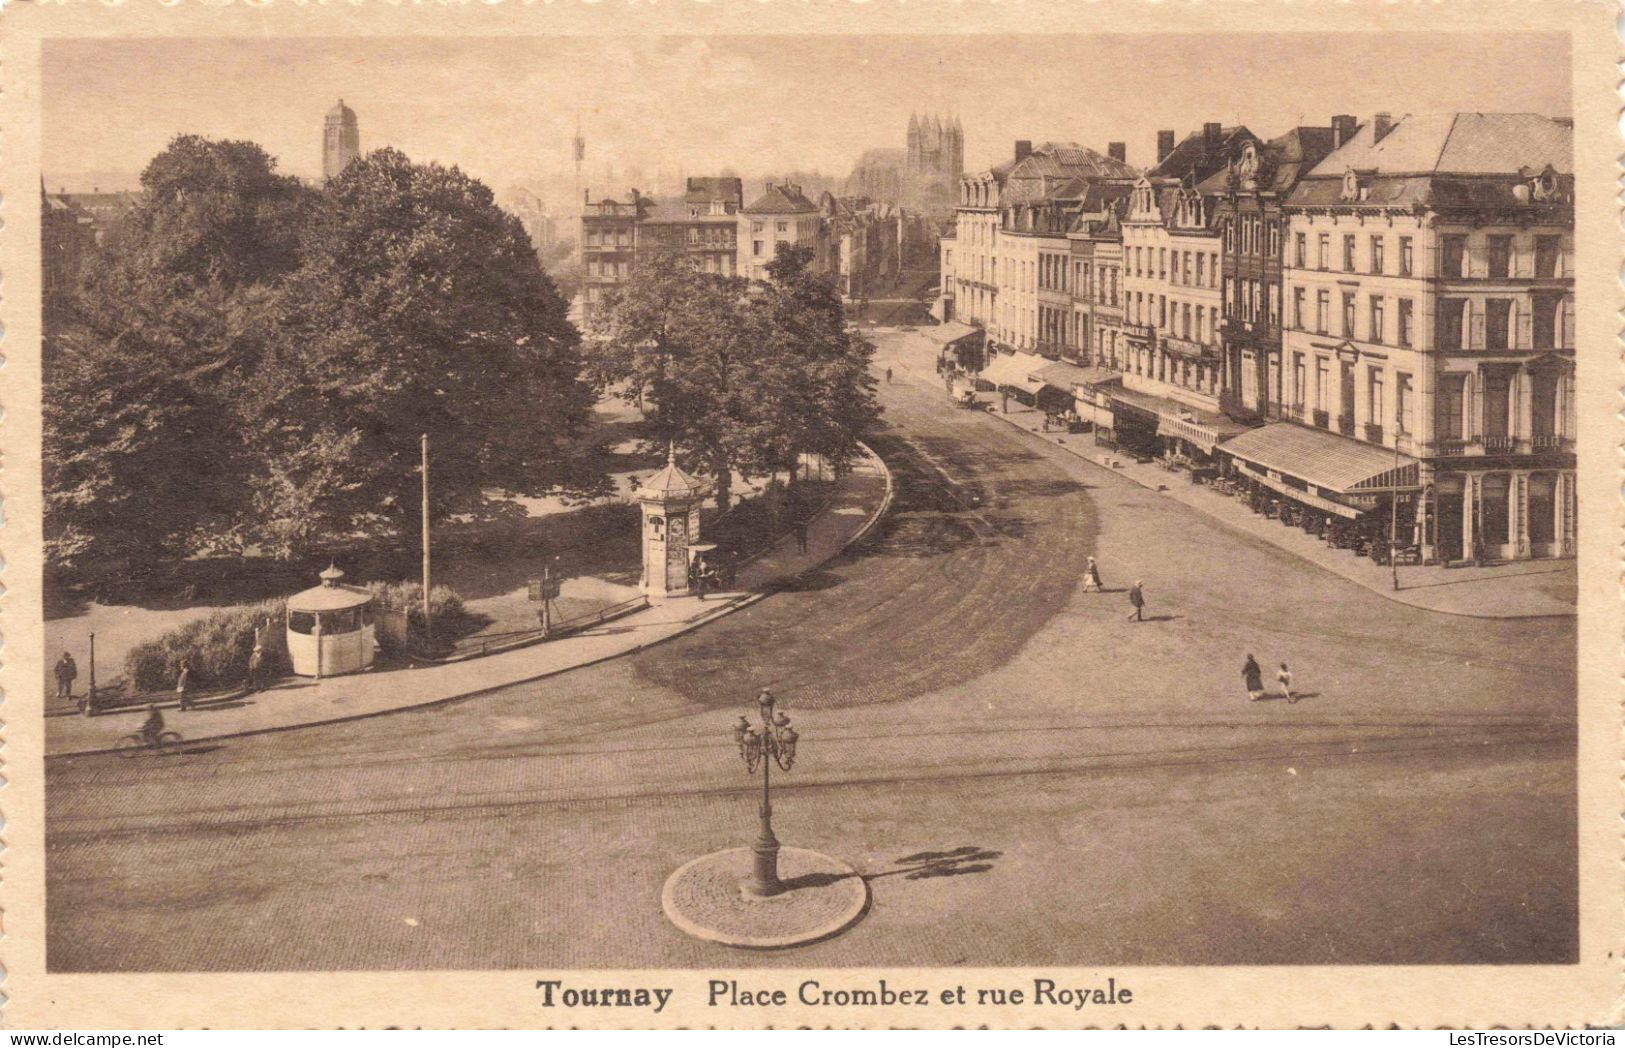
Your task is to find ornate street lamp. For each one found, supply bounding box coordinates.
[732,689,799,897]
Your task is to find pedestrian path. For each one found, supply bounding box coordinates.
[47,447,892,757]
[879,328,1574,619]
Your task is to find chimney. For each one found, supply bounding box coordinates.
[1157,131,1176,164]
[1014,140,1033,163]
[1203,122,1222,154]
[1108,142,1127,163]
[1331,114,1357,149]
[1373,112,1394,144]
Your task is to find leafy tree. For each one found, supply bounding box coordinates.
[253,148,595,548]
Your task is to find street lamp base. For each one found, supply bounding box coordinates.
[741,840,783,898]
[664,846,870,949]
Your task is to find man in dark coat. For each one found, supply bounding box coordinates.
[1126,581,1145,622]
[1243,654,1265,701]
[54,651,78,702]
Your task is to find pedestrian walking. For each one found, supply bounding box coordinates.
[1277,663,1296,703]
[795,518,810,554]
[54,651,78,702]
[246,644,266,694]
[176,657,194,711]
[1082,556,1103,593]
[1126,581,1145,622]
[1242,654,1265,701]
[885,367,893,384]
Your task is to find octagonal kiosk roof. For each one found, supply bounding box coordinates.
[635,447,708,503]
[288,564,375,613]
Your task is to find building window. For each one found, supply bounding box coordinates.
[1370,236,1384,275]
[1437,299,1466,350]
[1317,233,1329,270]
[1437,373,1467,440]
[1396,372,1413,433]
[1488,235,1512,279]
[1315,289,1329,334]
[1268,222,1281,257]
[1532,370,1559,440]
[1196,253,1205,286]
[1535,235,1560,279]
[753,240,764,256]
[1224,222,1234,252]
[1342,234,1356,272]
[1528,473,1556,544]
[1483,369,1511,438]
[1183,251,1193,285]
[1440,234,1467,278]
[1295,232,1307,268]
[1481,473,1510,546]
[1293,286,1305,329]
[1397,298,1414,347]
[1315,358,1329,410]
[752,221,764,233]
[1293,354,1306,408]
[1533,294,1560,348]
[1210,253,1219,287]
[1182,303,1192,339]
[1367,368,1384,426]
[1399,236,1413,276]
[1369,296,1385,343]
[1485,299,1512,350]
[1341,291,1355,337]
[1159,248,1167,279]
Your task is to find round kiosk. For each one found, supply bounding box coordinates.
[286,565,376,678]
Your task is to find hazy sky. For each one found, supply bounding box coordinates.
[44,33,1569,206]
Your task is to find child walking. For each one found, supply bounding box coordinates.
[1277,662,1295,704]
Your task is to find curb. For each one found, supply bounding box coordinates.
[979,405,1573,621]
[50,444,895,759]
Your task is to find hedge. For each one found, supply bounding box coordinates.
[364,581,471,656]
[124,598,289,693]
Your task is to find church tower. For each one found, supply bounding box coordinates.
[323,99,360,181]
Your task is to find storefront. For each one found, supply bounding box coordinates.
[1428,466,1575,564]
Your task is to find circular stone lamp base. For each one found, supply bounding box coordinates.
[662,846,870,949]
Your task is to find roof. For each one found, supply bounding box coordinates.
[1031,361,1116,390]
[920,320,983,346]
[1306,112,1572,177]
[635,448,708,501]
[1149,126,1255,184]
[287,566,374,613]
[982,352,1048,393]
[638,197,740,224]
[683,177,743,208]
[1219,422,1419,494]
[743,183,818,214]
[327,99,356,121]
[1195,125,1339,198]
[1001,143,1140,205]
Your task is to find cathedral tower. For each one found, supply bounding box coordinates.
[323,99,360,181]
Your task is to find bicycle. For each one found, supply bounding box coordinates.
[118,730,185,758]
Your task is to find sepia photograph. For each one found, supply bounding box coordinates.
[5,2,1619,1029]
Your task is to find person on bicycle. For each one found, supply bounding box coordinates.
[140,704,165,745]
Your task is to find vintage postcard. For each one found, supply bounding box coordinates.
[2,0,1619,1030]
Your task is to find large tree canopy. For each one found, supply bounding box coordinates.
[45,137,595,572]
[588,241,879,504]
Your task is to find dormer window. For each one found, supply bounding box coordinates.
[1340,169,1360,202]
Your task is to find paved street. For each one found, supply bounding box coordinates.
[45,329,1576,971]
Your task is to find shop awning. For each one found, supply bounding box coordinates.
[1237,463,1364,520]
[1076,401,1116,428]
[921,320,983,348]
[1105,386,1252,452]
[1219,422,1419,493]
[1031,361,1118,391]
[981,352,1047,394]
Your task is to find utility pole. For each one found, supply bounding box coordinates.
[85,632,96,716]
[421,432,433,652]
[1389,432,1402,591]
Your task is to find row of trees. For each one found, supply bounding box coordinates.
[46,136,597,573]
[588,244,880,510]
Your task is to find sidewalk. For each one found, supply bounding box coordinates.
[46,446,892,757]
[880,328,1575,619]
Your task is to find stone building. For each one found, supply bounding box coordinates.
[579,189,647,322]
[738,181,827,282]
[1256,112,1576,564]
[323,99,360,181]
[1203,119,1347,424]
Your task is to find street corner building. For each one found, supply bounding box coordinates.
[939,112,1576,565]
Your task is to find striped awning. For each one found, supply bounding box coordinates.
[1220,422,1419,494]
[1157,415,1229,454]
[1238,463,1364,520]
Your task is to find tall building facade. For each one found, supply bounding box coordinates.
[738,181,827,282]
[1261,112,1576,564]
[846,115,965,213]
[323,100,360,181]
[907,113,965,184]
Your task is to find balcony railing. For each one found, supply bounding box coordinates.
[1312,409,1330,429]
[1363,422,1384,445]
[1436,438,1468,456]
[1530,433,1564,451]
[1337,415,1356,438]
[1482,435,1516,453]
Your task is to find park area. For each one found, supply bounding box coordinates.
[44,394,830,716]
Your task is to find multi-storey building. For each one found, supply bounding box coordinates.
[579,189,646,321]
[1240,111,1574,564]
[1203,119,1347,423]
[946,141,1135,349]
[738,181,827,282]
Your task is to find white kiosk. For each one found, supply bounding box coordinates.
[635,448,709,597]
[286,564,377,678]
